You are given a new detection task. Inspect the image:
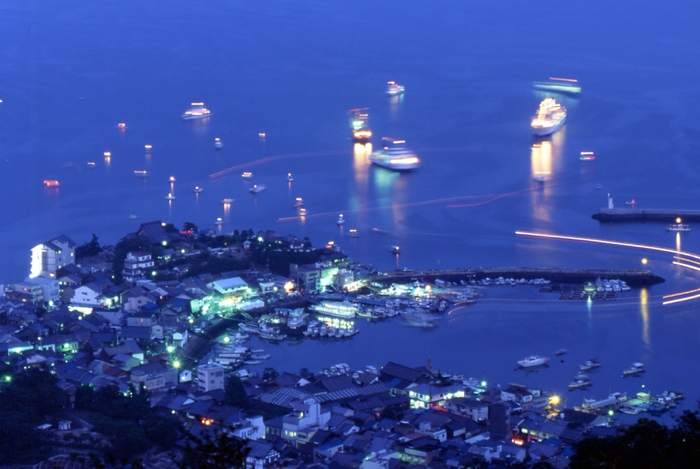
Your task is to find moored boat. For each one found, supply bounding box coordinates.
[518,355,549,368]
[249,184,266,194]
[622,362,645,377]
[182,102,212,120]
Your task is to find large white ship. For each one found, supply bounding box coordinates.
[531,98,566,136]
[369,139,420,171]
[309,301,358,319]
[182,102,212,120]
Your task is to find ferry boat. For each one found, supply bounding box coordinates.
[43,180,59,187]
[215,218,223,225]
[134,170,148,178]
[348,108,372,142]
[166,193,176,200]
[622,362,645,377]
[369,138,421,171]
[193,186,204,193]
[241,172,253,179]
[518,355,549,368]
[249,184,266,194]
[287,172,294,182]
[533,77,581,95]
[337,214,345,225]
[221,198,234,204]
[214,137,223,149]
[386,81,405,95]
[293,197,304,208]
[309,301,358,319]
[182,102,211,120]
[531,98,567,136]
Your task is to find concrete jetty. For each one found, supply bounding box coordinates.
[592,208,700,223]
[371,267,664,286]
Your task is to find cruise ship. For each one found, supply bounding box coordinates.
[369,139,421,171]
[182,102,212,120]
[531,98,566,136]
[533,77,581,95]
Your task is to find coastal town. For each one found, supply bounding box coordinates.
[0,222,687,468]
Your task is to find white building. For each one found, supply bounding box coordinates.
[30,235,76,279]
[197,362,225,392]
[122,251,155,284]
[22,277,60,304]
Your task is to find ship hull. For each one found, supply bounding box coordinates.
[532,116,566,136]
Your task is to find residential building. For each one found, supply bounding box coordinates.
[29,235,76,279]
[122,251,155,284]
[197,362,225,392]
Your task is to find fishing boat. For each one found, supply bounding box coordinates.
[532,77,581,95]
[241,172,253,179]
[221,198,234,204]
[293,197,304,208]
[134,170,148,178]
[337,214,345,225]
[386,81,405,95]
[87,161,96,168]
[518,355,549,368]
[580,359,601,371]
[348,107,372,142]
[249,184,266,194]
[169,176,176,182]
[43,180,60,187]
[182,102,211,120]
[568,379,592,390]
[534,175,545,182]
[287,172,294,182]
[214,137,223,149]
[390,245,401,254]
[622,362,645,377]
[580,151,595,161]
[555,349,568,356]
[144,144,152,153]
[215,218,223,225]
[117,122,126,129]
[193,186,204,193]
[531,98,567,136]
[348,229,358,238]
[166,193,176,200]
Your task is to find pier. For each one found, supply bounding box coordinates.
[592,208,700,223]
[371,267,664,286]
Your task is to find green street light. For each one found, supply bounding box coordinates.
[173,360,181,369]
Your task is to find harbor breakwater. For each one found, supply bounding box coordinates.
[592,208,700,223]
[372,267,664,286]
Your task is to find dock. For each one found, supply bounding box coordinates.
[592,208,700,223]
[371,267,664,287]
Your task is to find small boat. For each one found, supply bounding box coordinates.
[390,245,401,254]
[258,132,266,138]
[595,184,603,190]
[144,144,152,152]
[249,184,266,194]
[166,193,176,200]
[215,218,223,226]
[386,80,405,95]
[299,208,307,216]
[555,349,568,356]
[619,406,643,415]
[518,355,549,368]
[214,137,223,149]
[221,198,234,204]
[182,102,211,120]
[568,379,592,390]
[625,199,636,206]
[244,360,262,365]
[533,77,581,95]
[580,359,601,371]
[337,214,345,225]
[534,175,545,182]
[43,180,59,187]
[667,223,691,232]
[103,151,111,158]
[348,229,358,238]
[134,170,148,178]
[287,172,294,182]
[128,214,137,220]
[349,107,372,142]
[87,161,96,168]
[293,197,304,208]
[242,172,253,179]
[169,176,176,182]
[622,362,645,377]
[117,122,126,129]
[193,186,204,193]
[580,151,595,161]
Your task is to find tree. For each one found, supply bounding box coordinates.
[76,234,102,259]
[262,367,279,382]
[183,222,199,233]
[299,368,315,381]
[224,375,250,408]
[178,430,249,469]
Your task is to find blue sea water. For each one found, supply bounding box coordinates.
[2,0,700,408]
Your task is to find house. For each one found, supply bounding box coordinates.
[197,362,225,392]
[29,235,76,279]
[9,282,45,305]
[281,398,331,447]
[407,382,465,409]
[22,277,60,304]
[446,398,489,422]
[245,440,280,469]
[130,221,181,245]
[121,287,157,313]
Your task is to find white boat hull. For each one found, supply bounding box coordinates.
[532,116,566,136]
[369,154,420,171]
